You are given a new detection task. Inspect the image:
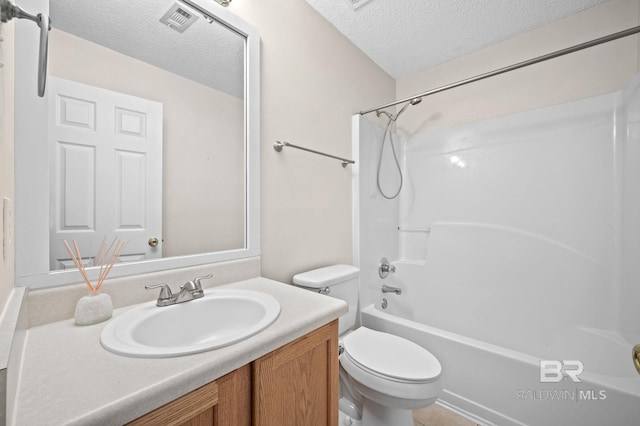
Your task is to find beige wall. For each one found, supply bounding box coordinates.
[0,20,14,311]
[233,0,640,285]
[396,0,640,135]
[6,0,634,307]
[49,29,245,258]
[229,0,395,283]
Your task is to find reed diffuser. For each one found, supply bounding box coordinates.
[62,236,127,325]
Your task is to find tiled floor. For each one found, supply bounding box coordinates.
[413,403,478,426]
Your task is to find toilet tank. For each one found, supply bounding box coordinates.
[292,265,359,335]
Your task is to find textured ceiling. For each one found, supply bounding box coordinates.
[305,0,608,79]
[50,0,244,98]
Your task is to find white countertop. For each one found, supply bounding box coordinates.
[10,278,347,426]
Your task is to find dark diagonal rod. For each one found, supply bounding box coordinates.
[360,25,640,115]
[273,141,355,167]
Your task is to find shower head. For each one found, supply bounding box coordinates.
[394,97,423,120]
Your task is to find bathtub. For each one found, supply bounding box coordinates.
[360,303,640,426]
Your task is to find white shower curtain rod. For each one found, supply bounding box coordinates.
[359,25,640,116]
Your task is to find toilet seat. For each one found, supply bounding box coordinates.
[342,327,441,383]
[340,327,442,407]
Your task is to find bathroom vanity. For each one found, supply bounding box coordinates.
[6,277,346,425]
[129,320,337,425]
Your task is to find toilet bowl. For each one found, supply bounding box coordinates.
[293,265,442,426]
[340,327,441,425]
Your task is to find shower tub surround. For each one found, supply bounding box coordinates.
[353,76,640,425]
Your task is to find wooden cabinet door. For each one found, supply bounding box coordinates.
[252,320,339,426]
[127,321,338,426]
[127,364,250,426]
[216,363,251,426]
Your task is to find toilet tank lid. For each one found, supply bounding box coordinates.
[293,264,359,288]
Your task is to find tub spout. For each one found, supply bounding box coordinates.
[381,284,402,295]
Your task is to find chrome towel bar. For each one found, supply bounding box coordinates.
[274,140,355,167]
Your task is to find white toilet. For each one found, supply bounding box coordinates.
[293,265,442,426]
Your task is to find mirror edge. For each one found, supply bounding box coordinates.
[14,1,261,289]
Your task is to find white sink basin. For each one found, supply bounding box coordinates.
[100,289,280,358]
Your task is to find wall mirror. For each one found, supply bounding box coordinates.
[14,0,260,288]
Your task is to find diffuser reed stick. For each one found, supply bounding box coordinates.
[62,237,128,295]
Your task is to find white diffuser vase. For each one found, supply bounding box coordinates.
[74,292,113,326]
[62,237,127,326]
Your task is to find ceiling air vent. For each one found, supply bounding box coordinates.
[160,2,198,33]
[345,0,374,10]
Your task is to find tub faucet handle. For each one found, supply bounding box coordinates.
[379,257,396,279]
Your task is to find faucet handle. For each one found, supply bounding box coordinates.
[145,283,173,306]
[193,274,213,290]
[379,257,396,279]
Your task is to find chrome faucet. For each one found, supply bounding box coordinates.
[378,257,396,279]
[145,274,212,307]
[381,284,402,295]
